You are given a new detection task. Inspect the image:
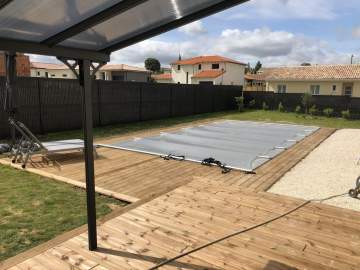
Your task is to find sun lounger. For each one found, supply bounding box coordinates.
[8,118,97,168]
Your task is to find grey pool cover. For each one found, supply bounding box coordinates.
[101,121,318,172]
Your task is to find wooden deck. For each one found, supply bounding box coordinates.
[2,123,348,270]
[5,177,360,270]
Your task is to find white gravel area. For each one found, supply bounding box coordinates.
[269,129,360,211]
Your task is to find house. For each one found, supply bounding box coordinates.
[261,64,360,97]
[245,73,266,91]
[151,73,173,83]
[31,62,151,82]
[153,55,246,86]
[95,64,150,82]
[172,55,246,86]
[0,53,30,77]
[30,62,76,79]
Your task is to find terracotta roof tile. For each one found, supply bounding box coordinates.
[100,64,149,72]
[30,62,68,70]
[152,73,172,80]
[192,70,225,78]
[262,64,360,81]
[172,55,245,66]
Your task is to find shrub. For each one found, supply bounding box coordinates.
[301,93,313,114]
[262,102,269,110]
[234,96,245,112]
[309,105,318,115]
[248,99,256,109]
[278,102,285,112]
[295,105,302,114]
[341,109,351,119]
[323,108,334,117]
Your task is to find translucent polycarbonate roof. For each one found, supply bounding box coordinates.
[0,0,119,42]
[0,0,248,60]
[60,0,225,50]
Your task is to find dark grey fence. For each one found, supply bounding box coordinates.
[243,91,360,117]
[0,77,242,138]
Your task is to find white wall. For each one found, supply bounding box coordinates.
[31,68,77,79]
[171,62,245,86]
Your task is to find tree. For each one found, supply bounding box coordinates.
[145,58,161,73]
[301,62,311,66]
[254,61,262,74]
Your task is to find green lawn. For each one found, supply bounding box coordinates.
[0,165,127,261]
[39,110,360,142]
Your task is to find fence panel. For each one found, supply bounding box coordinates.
[171,84,195,117]
[140,83,171,121]
[99,81,141,125]
[194,85,214,114]
[39,78,83,133]
[0,77,243,138]
[0,77,8,137]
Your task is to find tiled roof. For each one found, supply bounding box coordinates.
[192,70,225,79]
[172,55,245,66]
[30,62,149,73]
[262,64,360,81]
[30,62,68,70]
[152,73,172,80]
[245,73,265,81]
[100,64,149,73]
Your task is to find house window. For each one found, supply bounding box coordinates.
[277,84,287,94]
[45,72,49,78]
[198,64,202,70]
[177,65,181,71]
[344,86,353,96]
[37,71,40,76]
[62,74,68,78]
[310,85,320,95]
[51,74,55,77]
[332,85,337,92]
[212,63,220,69]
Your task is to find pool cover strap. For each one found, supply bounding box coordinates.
[201,157,232,174]
[161,154,186,161]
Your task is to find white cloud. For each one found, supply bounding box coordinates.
[178,21,207,36]
[29,27,351,68]
[352,26,360,39]
[227,0,337,20]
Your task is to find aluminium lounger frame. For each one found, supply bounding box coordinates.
[9,118,95,168]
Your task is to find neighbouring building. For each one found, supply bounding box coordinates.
[153,55,246,86]
[245,73,266,91]
[0,53,30,77]
[95,64,150,82]
[31,62,151,82]
[151,73,173,83]
[261,64,360,97]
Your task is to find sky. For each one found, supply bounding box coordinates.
[30,0,360,68]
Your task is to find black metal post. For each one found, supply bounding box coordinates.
[4,52,17,145]
[79,59,97,250]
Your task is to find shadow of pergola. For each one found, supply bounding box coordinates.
[96,247,221,270]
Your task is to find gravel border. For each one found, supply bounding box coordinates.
[269,129,360,211]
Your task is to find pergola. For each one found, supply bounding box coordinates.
[0,0,248,251]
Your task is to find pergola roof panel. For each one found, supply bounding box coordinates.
[59,0,225,51]
[0,0,121,42]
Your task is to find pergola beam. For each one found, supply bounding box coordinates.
[42,0,150,47]
[101,0,249,53]
[0,0,12,10]
[0,38,109,62]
